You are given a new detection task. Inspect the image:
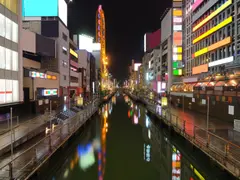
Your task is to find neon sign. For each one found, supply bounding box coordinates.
[172,1,183,76]
[30,71,57,80]
[43,89,58,96]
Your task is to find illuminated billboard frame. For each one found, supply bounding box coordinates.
[79,34,94,52]
[172,4,183,76]
[193,16,232,44]
[192,0,204,12]
[70,49,78,58]
[193,0,232,32]
[134,63,142,71]
[208,56,233,67]
[30,71,57,80]
[22,0,68,26]
[193,37,231,58]
[43,89,58,96]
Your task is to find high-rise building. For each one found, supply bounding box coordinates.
[0,0,23,105]
[185,0,239,79]
[22,0,69,103]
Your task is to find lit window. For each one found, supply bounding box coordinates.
[0,13,5,38]
[0,46,5,69]
[5,48,11,70]
[12,50,18,71]
[12,80,18,102]
[5,79,12,102]
[0,79,5,103]
[12,21,18,43]
[5,17,12,40]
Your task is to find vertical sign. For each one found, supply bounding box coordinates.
[172,0,183,76]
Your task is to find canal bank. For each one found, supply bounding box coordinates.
[32,94,235,180]
[124,90,240,178]
[0,92,116,180]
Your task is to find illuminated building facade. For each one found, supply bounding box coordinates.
[0,0,23,105]
[96,5,108,90]
[186,0,238,77]
[68,39,82,99]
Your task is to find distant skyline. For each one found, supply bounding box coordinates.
[68,0,171,81]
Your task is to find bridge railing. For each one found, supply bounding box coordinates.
[0,101,99,180]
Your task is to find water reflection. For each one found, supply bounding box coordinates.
[39,95,234,180]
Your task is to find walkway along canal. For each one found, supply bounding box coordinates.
[125,90,240,178]
[31,93,236,180]
[0,92,115,180]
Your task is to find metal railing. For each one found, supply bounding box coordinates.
[0,99,100,180]
[126,91,240,178]
[0,116,19,134]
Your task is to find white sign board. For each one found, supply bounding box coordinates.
[234,119,240,132]
[228,105,234,115]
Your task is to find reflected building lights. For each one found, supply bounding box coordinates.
[145,115,150,128]
[148,129,151,139]
[134,114,138,124]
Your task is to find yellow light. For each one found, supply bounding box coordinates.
[70,48,78,58]
[194,48,208,57]
[173,47,182,53]
[193,37,231,57]
[193,16,232,44]
[173,9,182,16]
[193,0,232,32]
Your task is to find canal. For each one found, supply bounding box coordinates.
[32,93,236,180]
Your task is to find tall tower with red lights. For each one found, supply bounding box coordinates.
[96,5,108,90]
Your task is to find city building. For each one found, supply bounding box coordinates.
[22,29,59,113]
[0,0,23,106]
[69,39,81,100]
[89,53,96,97]
[22,0,70,104]
[79,50,90,100]
[169,0,240,121]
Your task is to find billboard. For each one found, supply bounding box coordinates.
[149,29,161,50]
[22,0,67,26]
[22,0,58,17]
[172,4,183,76]
[144,30,161,52]
[79,34,94,52]
[134,63,141,71]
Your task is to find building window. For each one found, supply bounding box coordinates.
[5,48,11,70]
[12,50,18,71]
[0,46,18,71]
[62,47,67,55]
[0,13,5,37]
[0,13,18,43]
[5,17,11,40]
[0,79,18,104]
[0,46,5,69]
[12,21,18,43]
[63,75,66,80]
[62,32,67,41]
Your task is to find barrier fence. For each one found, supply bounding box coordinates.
[126,91,240,178]
[0,99,100,180]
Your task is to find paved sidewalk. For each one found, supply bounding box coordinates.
[0,102,84,156]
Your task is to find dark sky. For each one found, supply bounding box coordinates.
[68,0,171,81]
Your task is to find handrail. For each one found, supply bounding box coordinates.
[125,90,240,177]
[0,95,111,179]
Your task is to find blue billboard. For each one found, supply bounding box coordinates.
[22,0,58,17]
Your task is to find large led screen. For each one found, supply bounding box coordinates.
[79,35,94,52]
[22,0,67,26]
[58,0,68,26]
[22,0,58,17]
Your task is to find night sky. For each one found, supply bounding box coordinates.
[68,0,171,81]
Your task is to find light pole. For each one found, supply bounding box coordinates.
[10,107,13,161]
